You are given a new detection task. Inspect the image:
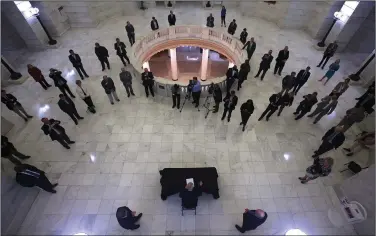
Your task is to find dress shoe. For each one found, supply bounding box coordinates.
[298,177,305,180]
[131,93,135,96]
[27,115,33,118]
[172,105,176,108]
[235,225,245,233]
[78,117,84,120]
[111,102,114,105]
[128,94,130,97]
[116,99,120,102]
[52,183,58,188]
[346,152,354,156]
[316,65,320,67]
[85,75,89,78]
[21,156,31,159]
[221,117,225,121]
[24,118,28,122]
[343,148,351,152]
[293,112,298,115]
[50,190,57,193]
[47,84,52,87]
[258,117,262,121]
[68,141,75,144]
[254,75,258,78]
[64,146,71,149]
[240,122,243,125]
[102,68,105,71]
[313,121,317,124]
[242,126,245,132]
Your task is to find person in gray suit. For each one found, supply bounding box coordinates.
[337,107,366,132]
[329,78,350,98]
[308,95,338,124]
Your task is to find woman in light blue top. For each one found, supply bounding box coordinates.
[319,59,340,85]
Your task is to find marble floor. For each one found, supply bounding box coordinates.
[2,5,373,236]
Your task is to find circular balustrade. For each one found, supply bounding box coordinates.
[130,25,246,97]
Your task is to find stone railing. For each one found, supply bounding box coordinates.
[130,25,246,97]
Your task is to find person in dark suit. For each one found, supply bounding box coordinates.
[49,68,76,98]
[168,11,176,26]
[171,84,181,109]
[1,90,33,122]
[125,21,136,46]
[226,65,238,95]
[317,41,338,69]
[14,164,58,193]
[27,64,52,90]
[312,125,345,158]
[191,77,201,107]
[116,206,143,230]
[57,94,84,125]
[150,17,159,31]
[119,67,135,97]
[281,72,296,94]
[337,107,366,132]
[258,92,282,121]
[227,19,237,35]
[240,99,254,131]
[212,84,222,113]
[180,181,203,210]
[238,59,250,90]
[277,92,294,116]
[308,95,338,124]
[293,92,318,120]
[221,90,238,122]
[235,209,268,233]
[94,43,110,71]
[206,13,214,28]
[68,49,89,80]
[356,92,374,112]
[274,46,289,75]
[240,28,248,45]
[101,75,120,104]
[254,50,273,80]
[141,68,155,97]
[114,38,131,66]
[41,118,75,149]
[329,78,350,98]
[292,66,311,95]
[2,136,30,165]
[242,37,256,60]
[356,82,374,101]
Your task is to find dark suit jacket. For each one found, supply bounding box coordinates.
[206,16,214,27]
[276,50,289,63]
[101,78,116,94]
[242,41,256,53]
[114,42,127,56]
[15,164,45,187]
[151,19,159,30]
[239,63,250,80]
[168,14,176,25]
[296,69,311,84]
[1,135,15,157]
[41,119,66,141]
[95,46,109,60]
[240,102,254,117]
[116,206,137,230]
[324,43,338,57]
[260,54,273,69]
[228,22,237,33]
[58,97,76,114]
[125,24,135,35]
[300,94,318,111]
[68,54,82,67]
[226,68,239,80]
[1,94,21,110]
[322,127,345,149]
[279,93,294,106]
[243,211,268,230]
[224,95,238,110]
[240,31,248,42]
[141,72,154,86]
[269,94,282,107]
[49,70,67,87]
[179,187,202,208]
[213,88,222,102]
[282,75,296,90]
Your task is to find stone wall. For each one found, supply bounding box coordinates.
[32,1,70,37]
[1,14,26,52]
[344,8,375,54]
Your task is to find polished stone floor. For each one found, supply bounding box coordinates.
[2,5,373,236]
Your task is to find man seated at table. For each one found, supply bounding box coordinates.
[179,181,203,209]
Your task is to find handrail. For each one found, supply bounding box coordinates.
[130,25,246,97]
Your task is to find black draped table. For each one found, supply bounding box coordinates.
[159,167,220,200]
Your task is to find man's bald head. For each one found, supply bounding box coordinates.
[255,209,265,218]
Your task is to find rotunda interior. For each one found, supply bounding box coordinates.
[1,1,375,236]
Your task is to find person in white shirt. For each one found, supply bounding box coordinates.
[75,80,95,111]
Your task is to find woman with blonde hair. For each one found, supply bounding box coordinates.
[299,157,334,184]
[318,59,340,85]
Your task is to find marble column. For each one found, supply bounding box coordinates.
[1,116,14,135]
[1,56,22,81]
[200,48,209,81]
[1,1,49,50]
[170,48,178,81]
[349,50,375,83]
